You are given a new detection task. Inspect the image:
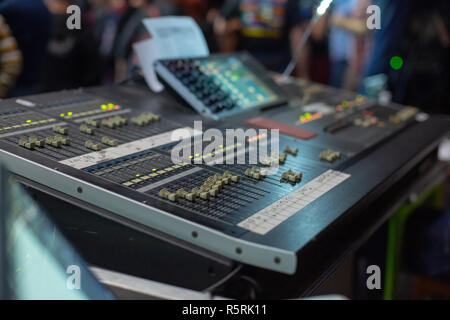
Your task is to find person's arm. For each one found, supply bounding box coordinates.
[311,14,329,42]
[330,14,368,35]
[331,0,371,36]
[0,14,22,98]
[214,0,241,52]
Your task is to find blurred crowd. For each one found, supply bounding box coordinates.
[0,0,448,113]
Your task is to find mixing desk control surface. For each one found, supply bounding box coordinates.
[0,64,448,275]
[155,53,287,120]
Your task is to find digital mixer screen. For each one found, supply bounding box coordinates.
[198,56,278,108]
[155,53,287,119]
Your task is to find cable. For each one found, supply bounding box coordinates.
[202,264,243,295]
[281,16,318,79]
[281,0,334,80]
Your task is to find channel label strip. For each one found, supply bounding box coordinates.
[238,170,351,235]
[60,127,202,169]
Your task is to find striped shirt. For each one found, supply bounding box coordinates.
[0,14,22,98]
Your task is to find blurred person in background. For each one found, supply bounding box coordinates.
[42,0,101,92]
[90,0,127,84]
[176,0,222,52]
[300,0,330,84]
[325,0,372,90]
[0,0,52,97]
[201,0,226,53]
[113,0,178,82]
[113,0,152,82]
[214,0,309,76]
[0,14,22,98]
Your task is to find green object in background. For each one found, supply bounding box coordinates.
[390,56,404,70]
[384,183,444,300]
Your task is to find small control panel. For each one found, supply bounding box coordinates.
[155,52,287,119]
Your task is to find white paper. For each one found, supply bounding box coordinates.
[133,16,210,92]
[133,39,164,92]
[142,16,209,58]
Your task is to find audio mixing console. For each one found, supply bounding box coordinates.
[0,54,448,277]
